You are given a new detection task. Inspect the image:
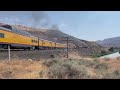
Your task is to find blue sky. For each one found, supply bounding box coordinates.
[0,11,120,41]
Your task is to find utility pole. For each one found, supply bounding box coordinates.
[61,37,73,58]
[8,45,11,61]
[67,37,68,58]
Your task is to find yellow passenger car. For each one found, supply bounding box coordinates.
[0,25,38,49]
[0,24,67,50]
[51,41,56,48]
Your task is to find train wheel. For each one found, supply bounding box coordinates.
[3,44,10,49]
[31,46,35,50]
[28,46,35,50]
[24,48,28,50]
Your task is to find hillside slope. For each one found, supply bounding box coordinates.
[0,23,103,56]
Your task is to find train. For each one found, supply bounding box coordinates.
[0,24,67,50]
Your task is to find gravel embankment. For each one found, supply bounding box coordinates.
[0,49,68,60]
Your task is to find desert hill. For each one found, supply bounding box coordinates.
[0,23,103,56]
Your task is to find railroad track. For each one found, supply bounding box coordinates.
[0,48,66,52]
[0,49,68,60]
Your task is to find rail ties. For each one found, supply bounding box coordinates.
[0,48,66,52]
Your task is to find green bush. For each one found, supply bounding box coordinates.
[109,47,114,52]
[90,50,108,58]
[101,50,107,56]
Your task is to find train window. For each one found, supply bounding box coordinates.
[35,40,38,43]
[31,40,34,42]
[31,40,38,43]
[0,33,4,38]
[1,25,12,30]
[12,27,17,33]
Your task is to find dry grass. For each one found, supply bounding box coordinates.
[0,59,48,79]
[0,57,120,79]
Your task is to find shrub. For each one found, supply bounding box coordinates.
[103,70,120,79]
[109,47,114,52]
[94,63,108,77]
[90,53,101,58]
[104,58,110,61]
[101,50,107,56]
[90,50,108,58]
[39,70,48,79]
[95,63,108,70]
[43,59,60,67]
[49,63,88,79]
[42,59,89,79]
[89,60,99,67]
[78,59,99,67]
[50,54,55,58]
[116,57,120,61]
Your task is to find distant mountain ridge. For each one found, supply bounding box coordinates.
[96,36,120,48]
